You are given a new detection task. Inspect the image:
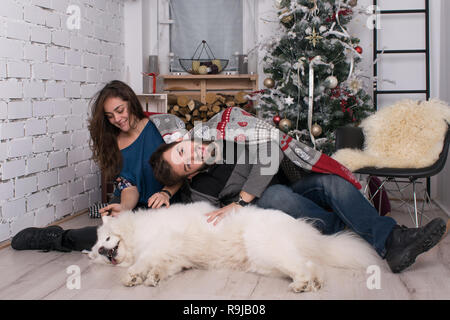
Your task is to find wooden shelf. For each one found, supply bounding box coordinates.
[161,74,258,104]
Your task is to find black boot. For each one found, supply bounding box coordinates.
[385,218,446,273]
[11,226,71,252]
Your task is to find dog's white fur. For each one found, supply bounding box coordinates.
[89,202,380,292]
[332,99,450,172]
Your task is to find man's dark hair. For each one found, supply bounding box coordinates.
[149,140,186,186]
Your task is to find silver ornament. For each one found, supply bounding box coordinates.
[324,75,338,89]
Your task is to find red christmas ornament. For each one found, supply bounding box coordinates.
[273,115,281,125]
[355,46,363,54]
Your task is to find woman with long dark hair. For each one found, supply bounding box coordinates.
[12,80,177,252]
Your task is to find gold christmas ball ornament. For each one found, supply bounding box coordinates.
[348,0,358,7]
[311,123,323,137]
[280,9,293,23]
[263,78,275,88]
[324,75,338,89]
[279,118,293,133]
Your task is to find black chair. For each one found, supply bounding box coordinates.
[335,126,450,227]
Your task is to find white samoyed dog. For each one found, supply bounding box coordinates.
[89,202,380,292]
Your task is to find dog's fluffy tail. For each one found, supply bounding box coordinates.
[317,231,381,269]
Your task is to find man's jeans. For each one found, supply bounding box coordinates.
[256,174,397,258]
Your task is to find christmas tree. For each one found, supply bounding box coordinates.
[258,0,373,155]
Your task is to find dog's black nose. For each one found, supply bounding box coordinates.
[98,246,107,255]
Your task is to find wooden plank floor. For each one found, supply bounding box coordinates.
[0,200,449,300]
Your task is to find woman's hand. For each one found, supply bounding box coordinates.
[147,191,170,209]
[99,203,124,217]
[205,202,242,226]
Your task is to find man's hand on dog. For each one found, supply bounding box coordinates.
[205,202,241,226]
[147,191,170,209]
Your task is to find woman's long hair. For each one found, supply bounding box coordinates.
[88,80,146,180]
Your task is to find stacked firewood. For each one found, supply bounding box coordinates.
[168,92,254,130]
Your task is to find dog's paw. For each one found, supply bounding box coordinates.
[289,277,323,293]
[144,269,161,287]
[122,273,144,287]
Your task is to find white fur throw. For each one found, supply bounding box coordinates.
[332,99,450,172]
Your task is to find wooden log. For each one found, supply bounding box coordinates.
[177,95,190,107]
[184,113,192,122]
[212,105,221,113]
[205,92,218,105]
[187,99,202,112]
[225,100,236,107]
[206,111,215,118]
[235,91,248,104]
[168,94,178,105]
[171,105,180,113]
[192,109,199,117]
[198,105,208,112]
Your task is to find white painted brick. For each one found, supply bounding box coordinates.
[0,222,10,243]
[25,118,47,136]
[87,68,101,83]
[73,193,89,212]
[0,122,24,139]
[0,0,22,20]
[0,38,23,59]
[0,80,22,99]
[45,81,64,98]
[72,129,89,147]
[15,176,37,197]
[53,64,71,81]
[26,154,48,174]
[33,0,52,9]
[66,114,83,130]
[30,26,51,44]
[69,35,84,51]
[45,12,60,28]
[0,180,14,199]
[33,63,53,79]
[66,50,82,66]
[55,198,72,219]
[51,30,70,47]
[101,70,117,82]
[53,133,71,150]
[33,136,52,153]
[65,82,81,98]
[85,38,101,54]
[80,84,100,98]
[54,100,71,115]
[71,99,88,115]
[2,198,26,219]
[84,173,99,191]
[32,100,54,117]
[24,5,47,25]
[11,214,35,237]
[48,150,66,168]
[34,206,55,228]
[6,21,30,41]
[7,137,33,157]
[82,147,92,161]
[7,101,32,119]
[0,60,6,78]
[98,55,110,70]
[27,190,49,211]
[0,101,7,120]
[50,0,68,13]
[74,160,91,178]
[24,44,46,62]
[47,116,66,133]
[71,68,86,82]
[23,80,45,98]
[68,179,83,197]
[59,166,75,183]
[68,148,83,165]
[82,53,98,68]
[49,184,67,203]
[7,61,30,78]
[37,170,58,189]
[2,159,26,180]
[0,142,7,161]
[47,47,65,64]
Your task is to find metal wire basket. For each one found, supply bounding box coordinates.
[179,40,228,75]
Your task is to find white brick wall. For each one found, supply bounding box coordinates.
[0,0,125,242]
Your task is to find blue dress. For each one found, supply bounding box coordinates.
[114,120,164,205]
